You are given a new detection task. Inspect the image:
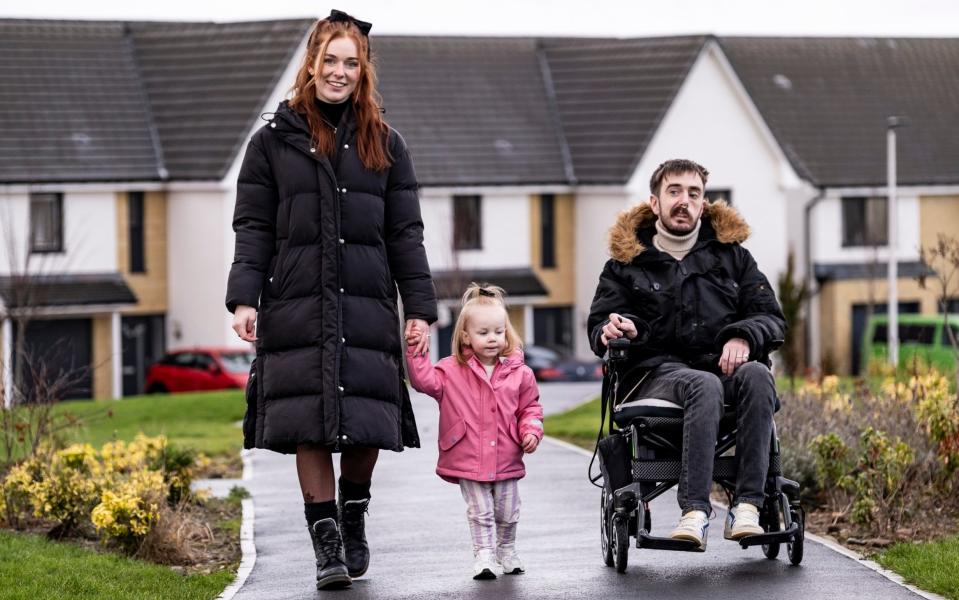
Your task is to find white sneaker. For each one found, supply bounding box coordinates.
[669,510,709,550]
[724,502,763,540]
[472,548,497,580]
[496,546,525,575]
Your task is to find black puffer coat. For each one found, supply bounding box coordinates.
[226,100,437,453]
[587,202,785,373]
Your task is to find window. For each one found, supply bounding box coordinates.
[941,298,959,314]
[899,324,936,345]
[128,192,145,273]
[705,189,733,205]
[452,195,482,250]
[842,196,888,247]
[29,193,63,253]
[540,194,556,268]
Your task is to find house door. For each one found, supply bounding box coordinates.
[14,318,92,401]
[121,315,166,396]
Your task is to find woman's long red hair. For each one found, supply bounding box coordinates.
[288,18,391,171]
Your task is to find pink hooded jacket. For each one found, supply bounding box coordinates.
[406,348,544,484]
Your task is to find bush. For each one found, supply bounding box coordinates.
[0,434,197,552]
[778,369,958,539]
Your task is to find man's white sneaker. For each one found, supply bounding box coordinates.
[472,548,497,580]
[669,510,709,550]
[496,546,525,575]
[724,502,763,540]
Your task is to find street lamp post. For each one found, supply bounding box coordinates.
[887,116,902,367]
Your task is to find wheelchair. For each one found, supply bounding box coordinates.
[593,338,804,572]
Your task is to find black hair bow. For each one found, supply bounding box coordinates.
[328,9,372,36]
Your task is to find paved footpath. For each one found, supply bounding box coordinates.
[227,382,933,600]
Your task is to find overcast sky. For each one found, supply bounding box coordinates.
[4,0,959,37]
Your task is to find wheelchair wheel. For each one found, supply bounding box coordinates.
[601,488,614,567]
[787,509,804,565]
[761,498,781,559]
[612,514,629,573]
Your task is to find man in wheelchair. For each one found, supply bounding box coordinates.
[588,159,786,551]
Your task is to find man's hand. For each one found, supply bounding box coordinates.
[232,305,257,342]
[405,318,430,356]
[719,337,750,376]
[522,433,539,453]
[600,313,638,346]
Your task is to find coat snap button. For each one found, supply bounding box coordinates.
[310,147,316,153]
[270,122,276,128]
[338,386,344,392]
[341,187,347,193]
[653,282,661,291]
[341,337,346,343]
[339,288,344,293]
[490,441,496,446]
[338,238,345,244]
[344,144,349,149]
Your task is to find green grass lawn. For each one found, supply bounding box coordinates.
[545,396,602,450]
[0,530,232,600]
[877,536,959,600]
[53,390,246,457]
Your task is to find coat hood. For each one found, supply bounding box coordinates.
[607,200,750,263]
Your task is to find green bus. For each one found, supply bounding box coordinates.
[863,313,959,374]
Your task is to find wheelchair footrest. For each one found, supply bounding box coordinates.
[638,531,706,552]
[736,521,800,548]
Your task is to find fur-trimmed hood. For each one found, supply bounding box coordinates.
[607,200,750,263]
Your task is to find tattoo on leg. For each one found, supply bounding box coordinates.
[304,492,315,503]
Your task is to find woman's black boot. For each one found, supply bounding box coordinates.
[308,518,352,590]
[338,496,371,577]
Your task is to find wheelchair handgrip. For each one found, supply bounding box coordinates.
[607,336,631,361]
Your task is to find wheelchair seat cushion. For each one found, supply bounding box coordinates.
[613,396,683,426]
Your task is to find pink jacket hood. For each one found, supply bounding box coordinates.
[406,348,544,484]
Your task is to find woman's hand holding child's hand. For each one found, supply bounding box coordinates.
[404,319,430,356]
[522,433,539,454]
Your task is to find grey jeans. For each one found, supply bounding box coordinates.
[633,361,777,514]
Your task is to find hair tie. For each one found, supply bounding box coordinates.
[328,9,372,36]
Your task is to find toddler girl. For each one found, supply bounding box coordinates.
[405,283,544,580]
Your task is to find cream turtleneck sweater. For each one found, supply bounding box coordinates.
[653,219,701,261]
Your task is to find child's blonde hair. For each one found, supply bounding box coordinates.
[451,282,523,365]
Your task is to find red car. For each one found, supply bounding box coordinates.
[145,347,254,394]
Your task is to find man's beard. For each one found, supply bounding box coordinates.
[662,207,697,235]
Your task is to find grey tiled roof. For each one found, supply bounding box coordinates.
[0,272,137,308]
[541,36,707,184]
[0,20,162,183]
[374,37,570,186]
[720,37,959,187]
[431,268,548,300]
[0,18,310,183]
[130,19,312,180]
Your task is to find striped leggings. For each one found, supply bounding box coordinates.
[458,478,521,555]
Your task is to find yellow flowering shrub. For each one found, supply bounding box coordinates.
[91,469,166,549]
[0,434,196,550]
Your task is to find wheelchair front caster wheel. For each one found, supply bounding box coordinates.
[787,509,804,565]
[612,514,629,573]
[601,487,614,567]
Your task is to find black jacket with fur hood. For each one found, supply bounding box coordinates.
[587,201,785,373]
[225,101,437,454]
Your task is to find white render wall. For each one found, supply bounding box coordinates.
[419,188,532,272]
[573,187,635,359]
[166,189,233,350]
[0,190,117,275]
[572,43,805,359]
[627,44,797,283]
[810,193,921,265]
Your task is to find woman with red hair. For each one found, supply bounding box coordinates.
[226,10,436,590]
